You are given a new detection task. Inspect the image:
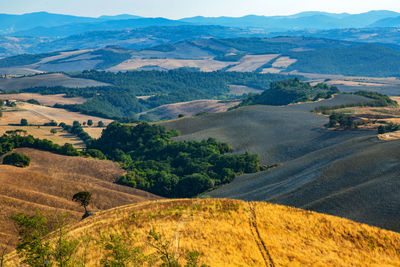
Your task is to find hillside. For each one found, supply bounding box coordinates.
[163,94,373,164]
[208,135,400,232]
[0,148,161,251]
[160,94,400,231]
[5,198,400,266]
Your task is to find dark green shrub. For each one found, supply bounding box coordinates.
[3,152,30,167]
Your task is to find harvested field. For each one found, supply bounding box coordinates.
[227,54,279,72]
[0,102,112,126]
[0,148,161,251]
[0,73,109,92]
[209,136,400,233]
[108,58,233,72]
[260,67,282,74]
[228,85,263,95]
[271,56,297,68]
[0,93,85,106]
[0,126,85,149]
[163,94,373,164]
[142,99,241,121]
[5,199,400,266]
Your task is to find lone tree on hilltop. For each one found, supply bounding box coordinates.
[72,191,92,215]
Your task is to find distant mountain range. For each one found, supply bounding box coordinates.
[1,10,400,38]
[1,11,400,59]
[180,10,400,30]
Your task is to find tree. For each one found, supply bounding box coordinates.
[3,153,30,167]
[0,99,4,107]
[98,121,104,127]
[12,213,53,266]
[50,129,57,135]
[72,191,92,214]
[12,212,79,267]
[87,120,93,126]
[20,118,28,126]
[146,228,179,267]
[99,232,145,267]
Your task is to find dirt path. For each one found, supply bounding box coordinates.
[248,202,275,267]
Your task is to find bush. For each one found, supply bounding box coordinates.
[3,152,30,167]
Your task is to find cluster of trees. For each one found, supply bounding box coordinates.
[89,122,262,197]
[3,152,30,167]
[59,121,93,146]
[378,123,400,134]
[21,70,290,121]
[328,113,357,129]
[353,91,398,107]
[239,78,339,107]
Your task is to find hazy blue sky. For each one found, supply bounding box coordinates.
[0,0,399,18]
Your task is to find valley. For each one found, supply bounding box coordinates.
[1,7,400,266]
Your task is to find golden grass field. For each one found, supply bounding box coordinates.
[5,198,400,266]
[0,148,161,251]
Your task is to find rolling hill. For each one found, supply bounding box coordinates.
[161,94,400,232]
[5,198,400,266]
[2,36,400,77]
[0,148,161,250]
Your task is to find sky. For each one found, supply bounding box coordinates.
[0,0,399,18]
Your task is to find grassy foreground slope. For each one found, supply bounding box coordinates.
[5,199,400,266]
[0,148,161,250]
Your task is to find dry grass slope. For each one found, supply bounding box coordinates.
[0,148,161,250]
[5,199,400,266]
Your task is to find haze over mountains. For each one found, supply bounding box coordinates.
[1,10,400,59]
[2,10,400,37]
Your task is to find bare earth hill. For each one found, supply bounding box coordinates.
[5,199,400,266]
[0,148,161,250]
